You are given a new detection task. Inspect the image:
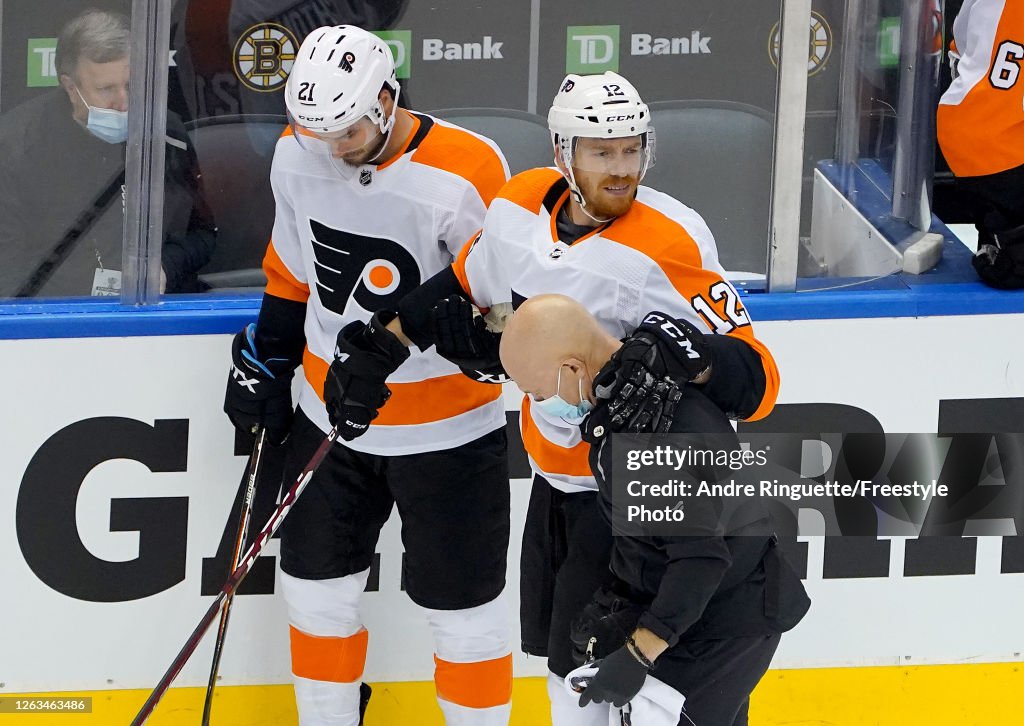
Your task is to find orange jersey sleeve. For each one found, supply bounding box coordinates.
[606,199,780,421]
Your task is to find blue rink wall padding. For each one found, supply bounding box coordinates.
[2,280,1024,340]
[816,158,979,283]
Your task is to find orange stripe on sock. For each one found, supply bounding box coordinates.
[290,626,368,683]
[434,653,513,709]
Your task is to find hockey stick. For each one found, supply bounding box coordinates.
[130,427,339,726]
[200,428,267,725]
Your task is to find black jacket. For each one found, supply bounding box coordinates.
[0,90,216,297]
[592,387,810,647]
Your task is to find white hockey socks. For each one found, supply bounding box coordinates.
[424,593,513,725]
[280,569,371,726]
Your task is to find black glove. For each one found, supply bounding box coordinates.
[633,311,712,383]
[570,585,646,666]
[581,345,684,444]
[324,311,410,441]
[224,323,297,445]
[431,295,509,383]
[578,644,650,709]
[972,215,1024,290]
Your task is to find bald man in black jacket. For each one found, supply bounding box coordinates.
[501,294,810,726]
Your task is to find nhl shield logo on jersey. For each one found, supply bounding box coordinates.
[359,169,373,186]
[233,23,300,92]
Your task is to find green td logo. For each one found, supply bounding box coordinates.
[27,38,59,87]
[566,25,619,73]
[373,30,412,79]
[878,17,901,68]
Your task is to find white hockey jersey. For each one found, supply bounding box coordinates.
[453,167,780,492]
[264,110,510,455]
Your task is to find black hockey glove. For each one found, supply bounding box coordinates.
[581,345,684,444]
[224,323,297,445]
[430,294,510,383]
[972,215,1024,290]
[570,585,646,666]
[324,311,410,441]
[633,311,712,383]
[577,644,650,709]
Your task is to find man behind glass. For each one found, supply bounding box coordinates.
[0,9,217,297]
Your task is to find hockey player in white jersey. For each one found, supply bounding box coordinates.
[222,25,514,726]
[324,71,781,724]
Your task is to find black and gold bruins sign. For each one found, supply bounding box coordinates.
[768,11,833,77]
[233,23,300,92]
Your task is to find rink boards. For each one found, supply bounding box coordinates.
[1,294,1023,723]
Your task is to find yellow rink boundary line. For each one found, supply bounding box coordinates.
[1,662,1021,725]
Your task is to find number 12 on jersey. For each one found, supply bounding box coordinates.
[690,281,751,334]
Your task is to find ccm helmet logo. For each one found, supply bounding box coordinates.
[605,114,635,122]
[298,114,325,122]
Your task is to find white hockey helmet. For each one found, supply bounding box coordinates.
[285,25,400,138]
[548,72,655,179]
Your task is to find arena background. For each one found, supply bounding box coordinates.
[0,0,1020,724]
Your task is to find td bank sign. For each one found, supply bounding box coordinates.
[566,25,712,73]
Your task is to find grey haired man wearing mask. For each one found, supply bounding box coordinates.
[0,9,217,297]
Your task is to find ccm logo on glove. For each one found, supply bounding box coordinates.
[641,312,702,360]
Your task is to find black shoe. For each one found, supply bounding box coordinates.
[358,682,372,725]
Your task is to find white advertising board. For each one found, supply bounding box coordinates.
[1,313,1022,692]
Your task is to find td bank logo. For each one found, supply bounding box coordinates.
[373,30,411,79]
[30,38,177,88]
[27,38,58,87]
[566,25,619,73]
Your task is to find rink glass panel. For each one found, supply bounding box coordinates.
[0,1,136,300]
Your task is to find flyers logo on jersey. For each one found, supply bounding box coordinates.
[309,220,422,315]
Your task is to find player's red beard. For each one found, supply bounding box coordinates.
[576,172,639,219]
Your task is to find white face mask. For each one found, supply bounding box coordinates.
[76,86,128,144]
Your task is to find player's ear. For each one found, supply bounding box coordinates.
[553,146,567,174]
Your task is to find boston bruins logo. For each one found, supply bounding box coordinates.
[768,11,833,77]
[233,23,299,92]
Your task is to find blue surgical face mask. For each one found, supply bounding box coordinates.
[76,86,128,144]
[534,365,593,426]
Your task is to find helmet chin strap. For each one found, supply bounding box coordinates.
[563,163,614,225]
[365,126,393,163]
[366,85,402,164]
